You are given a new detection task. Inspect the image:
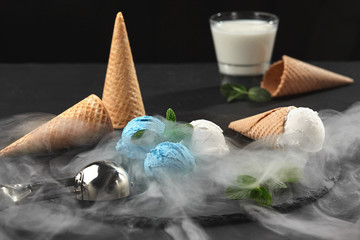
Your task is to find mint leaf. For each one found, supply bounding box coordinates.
[182,123,194,129]
[226,175,273,207]
[166,108,176,122]
[164,128,186,142]
[164,109,193,142]
[177,123,194,135]
[250,186,273,207]
[232,85,247,93]
[248,87,272,102]
[265,178,288,190]
[236,175,257,187]
[221,84,248,103]
[131,129,145,140]
[276,167,302,183]
[273,181,288,189]
[227,91,247,103]
[225,186,252,200]
[131,129,161,146]
[221,84,271,103]
[163,123,193,142]
[220,83,234,97]
[220,83,247,97]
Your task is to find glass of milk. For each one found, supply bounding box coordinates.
[210,11,278,86]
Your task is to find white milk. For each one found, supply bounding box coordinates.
[211,19,277,76]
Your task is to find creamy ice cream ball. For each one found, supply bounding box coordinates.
[188,119,229,157]
[279,107,325,152]
[116,116,165,160]
[144,142,196,179]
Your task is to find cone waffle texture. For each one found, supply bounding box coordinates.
[228,106,295,145]
[102,12,145,129]
[261,55,354,97]
[0,94,113,157]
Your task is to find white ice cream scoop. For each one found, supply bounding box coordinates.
[187,119,229,157]
[228,106,325,152]
[278,107,325,152]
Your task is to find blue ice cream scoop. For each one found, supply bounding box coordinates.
[144,142,196,179]
[116,116,165,160]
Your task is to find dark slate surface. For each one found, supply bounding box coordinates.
[0,62,358,239]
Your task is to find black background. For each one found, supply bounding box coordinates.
[0,2,360,239]
[1,0,360,63]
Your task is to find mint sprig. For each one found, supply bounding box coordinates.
[220,83,271,103]
[166,108,177,122]
[225,175,272,207]
[164,109,193,142]
[225,186,252,200]
[131,108,193,144]
[237,175,257,186]
[220,84,247,102]
[275,166,302,183]
[225,168,302,207]
[250,186,273,207]
[164,123,193,142]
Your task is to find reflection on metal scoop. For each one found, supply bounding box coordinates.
[0,161,130,210]
[74,161,130,201]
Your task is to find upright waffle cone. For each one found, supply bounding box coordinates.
[102,12,145,129]
[0,95,113,157]
[228,106,295,145]
[261,55,353,97]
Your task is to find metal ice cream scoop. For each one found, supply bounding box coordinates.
[0,161,130,210]
[73,161,130,201]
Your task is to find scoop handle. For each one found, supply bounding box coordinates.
[30,177,74,189]
[23,177,76,202]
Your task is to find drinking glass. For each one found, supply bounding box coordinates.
[210,11,279,86]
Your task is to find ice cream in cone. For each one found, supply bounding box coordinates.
[229,107,295,146]
[0,94,113,157]
[228,106,325,152]
[261,55,354,97]
[102,12,145,129]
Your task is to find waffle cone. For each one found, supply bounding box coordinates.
[0,95,113,157]
[228,106,295,145]
[261,55,353,97]
[102,12,145,129]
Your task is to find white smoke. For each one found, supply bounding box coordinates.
[0,103,359,239]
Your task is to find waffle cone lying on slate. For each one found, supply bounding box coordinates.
[0,95,113,157]
[102,12,145,129]
[228,106,295,146]
[261,55,354,97]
